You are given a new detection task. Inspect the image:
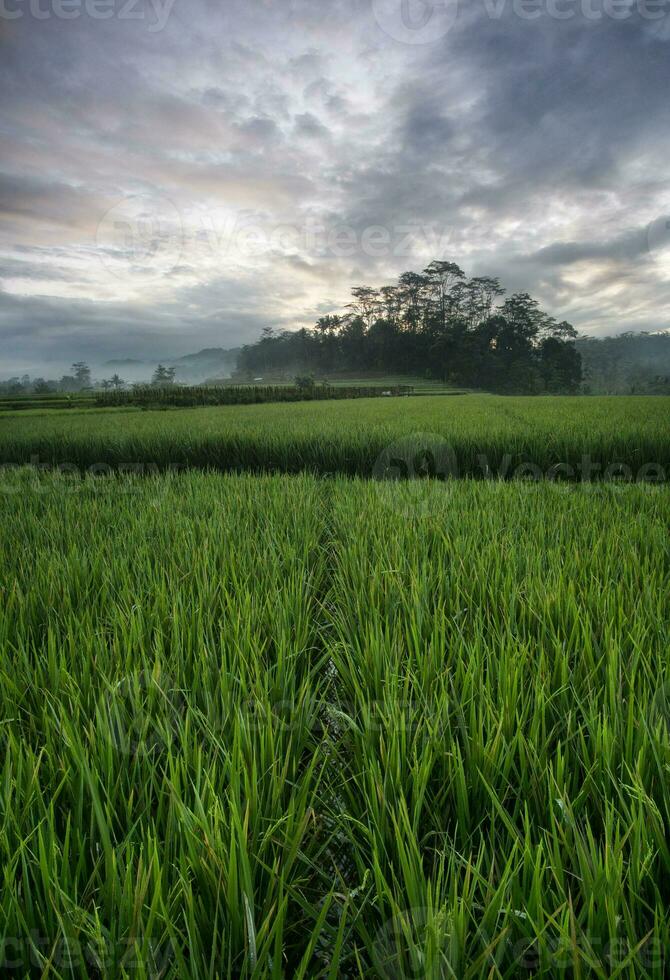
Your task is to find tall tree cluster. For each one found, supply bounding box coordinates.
[237,261,582,393]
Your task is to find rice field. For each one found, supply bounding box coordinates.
[93,383,420,410]
[0,394,668,480]
[1,468,669,977]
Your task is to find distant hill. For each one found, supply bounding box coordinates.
[103,347,241,383]
[171,347,241,382]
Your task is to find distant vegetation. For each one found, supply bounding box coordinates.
[94,383,417,409]
[237,261,583,394]
[0,347,240,397]
[577,331,670,394]
[3,296,668,400]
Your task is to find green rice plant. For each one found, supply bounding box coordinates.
[0,471,338,977]
[323,480,670,976]
[93,384,418,409]
[0,471,668,976]
[0,395,668,480]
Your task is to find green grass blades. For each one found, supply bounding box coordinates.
[324,480,670,978]
[0,394,667,480]
[1,471,669,976]
[0,471,335,978]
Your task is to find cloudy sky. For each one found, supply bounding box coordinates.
[1,0,669,376]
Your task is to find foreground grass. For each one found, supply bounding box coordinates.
[0,394,668,479]
[1,470,669,977]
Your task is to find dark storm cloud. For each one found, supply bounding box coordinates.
[448,12,670,192]
[0,0,668,373]
[529,229,650,266]
[0,278,280,375]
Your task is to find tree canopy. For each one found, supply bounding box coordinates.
[237,262,583,394]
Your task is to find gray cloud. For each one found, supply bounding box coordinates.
[528,230,650,266]
[1,0,669,375]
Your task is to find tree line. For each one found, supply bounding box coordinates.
[4,303,668,398]
[236,261,583,393]
[0,363,177,396]
[577,331,670,394]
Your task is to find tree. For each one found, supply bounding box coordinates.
[110,374,125,389]
[348,287,380,329]
[499,293,543,340]
[466,277,505,325]
[379,286,402,325]
[59,375,79,393]
[71,362,91,389]
[539,336,582,392]
[315,315,340,336]
[314,315,341,372]
[546,319,578,341]
[152,364,176,386]
[339,316,367,372]
[232,262,582,394]
[397,272,429,332]
[423,261,465,333]
[33,378,54,394]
